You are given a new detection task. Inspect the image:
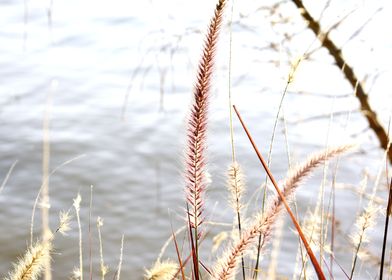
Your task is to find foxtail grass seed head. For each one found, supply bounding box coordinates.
[144,260,179,280]
[72,267,82,280]
[212,231,229,253]
[184,0,226,234]
[227,162,246,212]
[6,241,52,280]
[73,193,81,211]
[57,210,72,235]
[350,202,380,247]
[97,216,104,227]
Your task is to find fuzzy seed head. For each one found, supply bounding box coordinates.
[58,210,72,235]
[97,216,104,227]
[227,162,246,212]
[144,260,179,280]
[350,202,379,246]
[73,194,81,211]
[6,242,52,280]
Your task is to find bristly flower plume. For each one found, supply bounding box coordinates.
[227,161,246,213]
[184,0,226,235]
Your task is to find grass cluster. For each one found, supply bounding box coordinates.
[1,0,391,279]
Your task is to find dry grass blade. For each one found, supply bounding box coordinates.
[379,177,392,280]
[0,160,18,194]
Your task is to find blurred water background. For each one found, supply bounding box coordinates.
[0,0,391,278]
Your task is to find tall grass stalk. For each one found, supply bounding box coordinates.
[115,234,124,280]
[226,162,246,279]
[73,193,83,280]
[42,90,52,280]
[0,160,18,194]
[253,56,302,279]
[88,186,93,280]
[379,177,392,280]
[97,217,108,280]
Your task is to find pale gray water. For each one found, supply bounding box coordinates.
[0,0,391,279]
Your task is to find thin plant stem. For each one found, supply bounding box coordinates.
[0,160,18,194]
[30,154,85,245]
[254,57,302,278]
[380,178,392,280]
[97,217,107,280]
[89,186,93,280]
[74,194,83,280]
[42,90,52,280]
[115,234,124,280]
[227,1,246,278]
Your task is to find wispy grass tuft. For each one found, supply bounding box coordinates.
[5,209,71,280]
[5,241,52,280]
[144,260,179,280]
[211,145,355,280]
[349,200,380,279]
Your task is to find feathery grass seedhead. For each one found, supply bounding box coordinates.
[71,267,82,280]
[211,144,354,280]
[57,210,72,235]
[184,0,226,232]
[144,260,179,280]
[73,193,81,212]
[227,161,246,213]
[6,241,52,280]
[350,202,379,246]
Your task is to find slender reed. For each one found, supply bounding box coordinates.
[73,193,83,280]
[88,186,93,280]
[254,57,302,279]
[379,177,392,280]
[42,90,52,280]
[184,0,226,270]
[227,162,246,279]
[0,160,18,194]
[115,234,124,280]
[211,144,354,280]
[97,217,108,280]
